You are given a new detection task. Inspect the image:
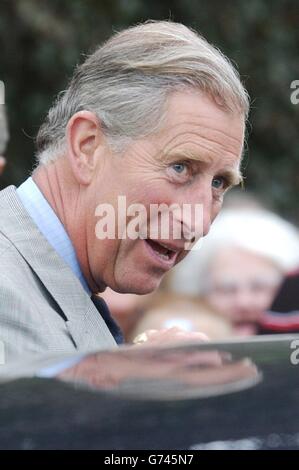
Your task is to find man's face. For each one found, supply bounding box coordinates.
[86,91,245,294]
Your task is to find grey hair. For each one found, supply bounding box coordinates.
[0,105,9,154]
[36,20,249,165]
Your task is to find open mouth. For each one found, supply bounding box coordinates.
[145,239,177,262]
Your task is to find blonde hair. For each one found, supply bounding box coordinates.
[130,292,233,341]
[36,20,249,164]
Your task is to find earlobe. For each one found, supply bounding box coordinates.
[66,110,102,185]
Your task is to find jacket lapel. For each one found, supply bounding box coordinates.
[0,186,117,351]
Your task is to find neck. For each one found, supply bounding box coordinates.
[33,160,70,229]
[32,160,104,294]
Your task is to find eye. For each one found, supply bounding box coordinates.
[212,176,226,190]
[172,163,187,174]
[167,161,192,183]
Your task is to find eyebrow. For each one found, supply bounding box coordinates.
[161,149,243,187]
[220,168,243,187]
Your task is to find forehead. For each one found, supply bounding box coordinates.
[162,90,245,136]
[156,90,245,164]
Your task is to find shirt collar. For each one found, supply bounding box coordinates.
[17,177,91,295]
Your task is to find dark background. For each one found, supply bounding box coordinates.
[0,0,298,220]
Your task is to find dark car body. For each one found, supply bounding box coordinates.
[0,334,298,450]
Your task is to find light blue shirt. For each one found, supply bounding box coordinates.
[17,177,91,295]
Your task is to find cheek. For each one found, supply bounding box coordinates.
[90,234,123,276]
[128,182,174,206]
[211,198,224,220]
[256,290,276,310]
[210,294,232,310]
[207,295,237,321]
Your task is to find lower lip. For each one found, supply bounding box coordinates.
[143,240,178,270]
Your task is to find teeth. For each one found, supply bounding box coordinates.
[157,251,170,260]
[145,239,176,261]
[152,245,171,259]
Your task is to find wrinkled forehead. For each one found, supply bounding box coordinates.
[162,90,246,133]
[157,91,245,152]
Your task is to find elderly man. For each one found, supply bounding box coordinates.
[0,21,248,362]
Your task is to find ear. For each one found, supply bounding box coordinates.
[66,111,104,185]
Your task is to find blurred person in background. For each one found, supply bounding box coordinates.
[169,208,299,336]
[129,293,234,343]
[0,104,8,176]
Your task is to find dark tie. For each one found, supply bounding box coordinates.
[91,294,124,345]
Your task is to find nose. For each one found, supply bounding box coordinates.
[202,202,213,237]
[197,177,220,238]
[179,193,213,244]
[178,179,220,243]
[195,183,215,238]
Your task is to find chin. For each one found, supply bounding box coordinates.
[114,273,163,295]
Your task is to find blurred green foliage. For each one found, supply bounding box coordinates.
[0,0,298,220]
